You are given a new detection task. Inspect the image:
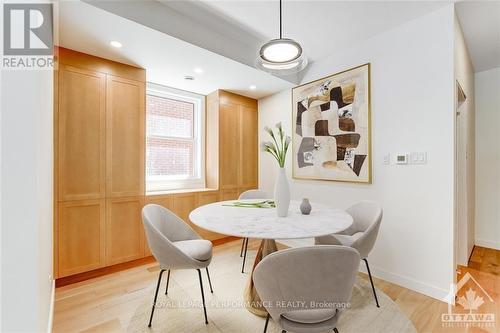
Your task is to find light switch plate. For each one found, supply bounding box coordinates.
[411,152,419,163]
[418,152,427,164]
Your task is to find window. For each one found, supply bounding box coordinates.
[146,83,205,192]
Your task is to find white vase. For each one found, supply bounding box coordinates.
[274,167,290,217]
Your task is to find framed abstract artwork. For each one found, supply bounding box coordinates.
[292,63,372,183]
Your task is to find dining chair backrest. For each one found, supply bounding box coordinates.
[253,245,360,322]
[346,201,383,259]
[142,204,200,268]
[238,189,270,200]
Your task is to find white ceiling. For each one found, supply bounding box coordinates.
[197,0,448,63]
[57,1,293,99]
[60,1,499,99]
[75,0,451,91]
[456,1,500,72]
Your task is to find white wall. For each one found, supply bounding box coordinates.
[475,67,500,250]
[1,69,54,332]
[0,66,3,333]
[454,14,476,266]
[259,5,456,301]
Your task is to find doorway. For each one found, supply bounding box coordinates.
[455,80,474,268]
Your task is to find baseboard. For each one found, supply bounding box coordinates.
[277,239,451,302]
[56,236,240,287]
[359,262,451,302]
[475,238,500,251]
[47,280,55,333]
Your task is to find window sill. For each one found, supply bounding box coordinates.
[146,188,218,197]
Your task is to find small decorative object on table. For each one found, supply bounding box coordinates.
[300,198,312,215]
[261,122,291,217]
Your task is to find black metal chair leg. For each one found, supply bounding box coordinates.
[205,267,214,293]
[148,269,165,327]
[333,328,340,333]
[241,238,249,273]
[197,269,209,324]
[363,259,380,308]
[164,269,171,295]
[240,238,246,257]
[263,313,270,333]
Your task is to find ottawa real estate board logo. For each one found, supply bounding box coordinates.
[442,272,496,329]
[2,3,54,69]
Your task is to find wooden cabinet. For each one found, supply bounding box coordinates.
[55,50,258,280]
[219,103,240,189]
[221,189,239,201]
[239,105,258,187]
[207,90,259,194]
[58,200,105,277]
[58,65,106,201]
[106,197,144,265]
[144,190,222,250]
[106,75,145,198]
[143,195,174,256]
[194,191,222,240]
[55,48,146,278]
[196,191,219,207]
[173,193,197,227]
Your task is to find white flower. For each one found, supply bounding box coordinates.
[285,136,291,145]
[275,122,282,129]
[260,142,269,152]
[261,141,276,152]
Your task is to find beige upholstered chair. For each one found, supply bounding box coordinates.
[142,204,214,327]
[315,201,383,307]
[253,246,360,333]
[238,189,270,273]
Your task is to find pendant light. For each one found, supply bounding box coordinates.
[256,0,307,75]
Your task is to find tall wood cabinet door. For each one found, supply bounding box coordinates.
[219,103,240,189]
[58,199,105,277]
[58,65,106,201]
[106,75,145,198]
[106,197,145,265]
[239,105,258,188]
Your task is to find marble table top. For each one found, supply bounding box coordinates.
[189,200,353,239]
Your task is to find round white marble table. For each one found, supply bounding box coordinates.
[189,199,353,316]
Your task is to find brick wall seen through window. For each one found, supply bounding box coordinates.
[146,94,195,178]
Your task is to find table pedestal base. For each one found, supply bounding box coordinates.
[243,239,278,317]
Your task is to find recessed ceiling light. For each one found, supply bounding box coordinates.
[193,68,204,74]
[110,40,122,48]
[249,85,257,90]
[184,75,195,81]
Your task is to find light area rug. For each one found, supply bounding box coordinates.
[127,251,416,333]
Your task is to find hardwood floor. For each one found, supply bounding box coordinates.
[53,242,500,333]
